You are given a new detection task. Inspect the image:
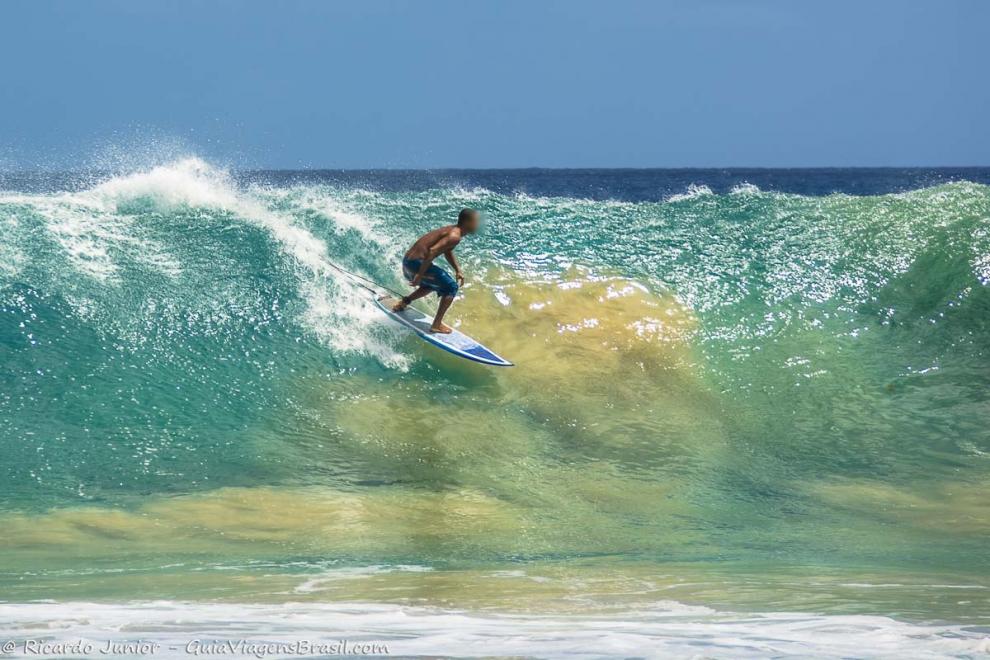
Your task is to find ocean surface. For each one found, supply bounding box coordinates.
[2,160,990,657]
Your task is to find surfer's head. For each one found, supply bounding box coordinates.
[458,208,480,234]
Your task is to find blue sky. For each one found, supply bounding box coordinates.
[1,0,987,168]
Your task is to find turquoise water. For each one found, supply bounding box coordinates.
[1,159,989,655]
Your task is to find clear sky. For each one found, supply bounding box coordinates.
[2,0,987,169]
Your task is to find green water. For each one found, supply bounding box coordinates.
[1,160,989,622]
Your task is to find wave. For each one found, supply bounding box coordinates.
[4,158,989,354]
[2,158,990,603]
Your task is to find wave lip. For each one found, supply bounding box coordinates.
[0,600,987,659]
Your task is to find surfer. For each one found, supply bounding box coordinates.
[392,208,480,333]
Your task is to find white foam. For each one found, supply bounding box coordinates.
[323,202,380,240]
[264,186,393,249]
[0,181,184,282]
[0,195,113,281]
[665,184,714,203]
[0,600,985,659]
[730,182,761,195]
[86,157,239,211]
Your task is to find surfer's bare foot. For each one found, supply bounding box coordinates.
[391,299,408,312]
[430,322,453,334]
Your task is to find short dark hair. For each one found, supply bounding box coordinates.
[457,208,477,225]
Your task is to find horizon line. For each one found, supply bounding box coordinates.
[3,164,990,175]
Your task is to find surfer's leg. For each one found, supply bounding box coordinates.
[392,287,431,311]
[426,266,458,333]
[430,295,455,333]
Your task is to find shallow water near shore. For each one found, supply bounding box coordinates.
[2,161,990,656]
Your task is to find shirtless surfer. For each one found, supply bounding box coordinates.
[392,208,480,333]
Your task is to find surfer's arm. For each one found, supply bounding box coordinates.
[412,235,459,284]
[443,250,464,285]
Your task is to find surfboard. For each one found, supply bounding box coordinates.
[373,295,513,367]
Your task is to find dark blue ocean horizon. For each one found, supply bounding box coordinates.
[4,166,990,201]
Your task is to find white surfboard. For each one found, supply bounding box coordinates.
[373,295,513,367]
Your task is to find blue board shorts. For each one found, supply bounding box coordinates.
[402,258,459,298]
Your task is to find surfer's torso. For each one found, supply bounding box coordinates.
[404,225,462,261]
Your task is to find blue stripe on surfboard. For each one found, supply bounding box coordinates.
[373,296,513,367]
